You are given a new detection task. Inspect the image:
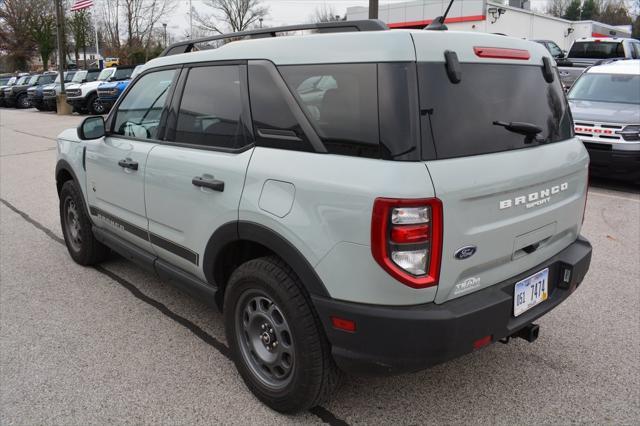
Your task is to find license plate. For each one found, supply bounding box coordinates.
[513,268,549,317]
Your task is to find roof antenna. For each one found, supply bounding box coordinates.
[425,0,455,31]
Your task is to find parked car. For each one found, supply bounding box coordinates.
[532,39,572,66]
[28,73,60,111]
[42,71,77,111]
[0,76,18,107]
[5,72,57,108]
[568,60,640,183]
[558,37,640,90]
[66,66,136,115]
[62,68,102,113]
[55,21,591,413]
[0,75,30,107]
[96,65,144,111]
[104,57,120,67]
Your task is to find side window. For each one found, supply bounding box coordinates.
[630,43,640,59]
[112,69,176,140]
[280,64,379,151]
[547,42,563,57]
[175,65,250,149]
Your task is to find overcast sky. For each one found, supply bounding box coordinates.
[168,0,433,36]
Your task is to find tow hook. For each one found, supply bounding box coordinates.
[499,324,540,344]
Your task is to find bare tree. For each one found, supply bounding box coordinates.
[68,9,93,68]
[545,0,570,17]
[193,0,268,34]
[310,4,341,23]
[98,0,120,51]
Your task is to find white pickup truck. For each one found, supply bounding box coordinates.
[558,37,640,90]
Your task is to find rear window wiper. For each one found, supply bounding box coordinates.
[493,121,546,144]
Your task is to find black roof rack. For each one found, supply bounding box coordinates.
[160,19,388,57]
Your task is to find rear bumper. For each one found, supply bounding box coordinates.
[314,236,592,376]
[585,144,640,182]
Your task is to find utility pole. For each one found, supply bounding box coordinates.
[189,0,193,38]
[55,0,65,93]
[369,0,379,19]
[163,23,168,48]
[54,0,72,115]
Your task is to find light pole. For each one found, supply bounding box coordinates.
[162,23,168,48]
[369,0,379,19]
[259,18,263,28]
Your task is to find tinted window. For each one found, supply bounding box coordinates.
[175,65,250,149]
[113,69,176,140]
[248,63,314,152]
[568,41,624,59]
[569,73,640,104]
[113,67,135,81]
[419,63,573,160]
[280,64,379,151]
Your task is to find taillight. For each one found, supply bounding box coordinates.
[473,46,530,60]
[371,198,443,289]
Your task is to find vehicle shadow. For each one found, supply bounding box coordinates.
[589,177,639,194]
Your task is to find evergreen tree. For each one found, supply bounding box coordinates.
[563,0,582,20]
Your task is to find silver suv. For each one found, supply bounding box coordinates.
[568,60,640,183]
[55,21,592,413]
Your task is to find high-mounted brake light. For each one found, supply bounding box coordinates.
[371,198,443,289]
[473,47,530,60]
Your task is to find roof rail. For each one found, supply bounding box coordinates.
[160,19,388,57]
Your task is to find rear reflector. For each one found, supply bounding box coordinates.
[473,47,530,60]
[391,224,429,244]
[331,316,356,333]
[473,335,493,350]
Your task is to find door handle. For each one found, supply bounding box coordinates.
[192,176,225,192]
[118,158,138,170]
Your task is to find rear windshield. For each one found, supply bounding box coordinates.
[568,41,624,59]
[568,73,640,104]
[419,63,572,160]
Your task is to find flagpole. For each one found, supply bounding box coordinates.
[93,8,101,68]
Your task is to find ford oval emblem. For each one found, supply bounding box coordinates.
[454,246,477,260]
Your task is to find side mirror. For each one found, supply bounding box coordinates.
[78,116,106,140]
[82,78,88,83]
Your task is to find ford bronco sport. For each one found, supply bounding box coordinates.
[55,19,592,413]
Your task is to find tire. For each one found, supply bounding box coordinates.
[17,93,30,109]
[59,180,109,265]
[224,256,340,413]
[87,93,106,115]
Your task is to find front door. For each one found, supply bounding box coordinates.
[86,68,179,249]
[144,64,254,279]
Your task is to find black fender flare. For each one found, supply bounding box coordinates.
[202,221,330,298]
[55,159,81,195]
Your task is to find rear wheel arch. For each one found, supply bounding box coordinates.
[203,221,331,310]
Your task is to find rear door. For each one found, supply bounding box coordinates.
[86,68,178,249]
[144,63,254,280]
[412,33,589,303]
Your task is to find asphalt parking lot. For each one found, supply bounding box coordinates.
[1,107,639,425]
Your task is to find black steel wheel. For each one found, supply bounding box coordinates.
[17,94,30,109]
[224,256,340,413]
[59,180,109,265]
[88,93,105,115]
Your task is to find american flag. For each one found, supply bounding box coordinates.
[70,0,94,12]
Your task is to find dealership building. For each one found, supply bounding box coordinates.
[346,0,632,50]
